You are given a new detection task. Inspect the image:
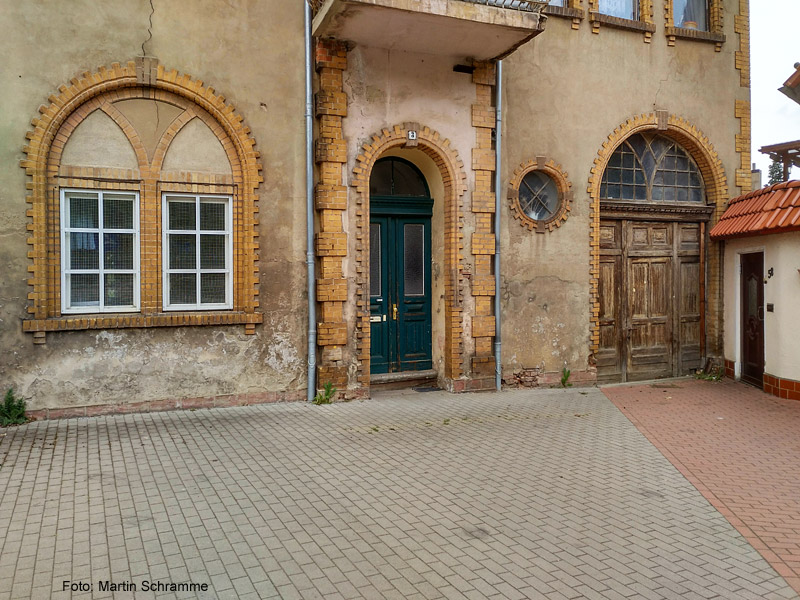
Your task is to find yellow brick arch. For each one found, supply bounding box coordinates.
[351,123,468,384]
[20,59,262,331]
[586,113,728,358]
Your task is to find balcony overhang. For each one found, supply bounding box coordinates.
[312,0,547,62]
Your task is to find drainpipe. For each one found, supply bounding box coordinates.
[494,60,503,392]
[305,1,317,401]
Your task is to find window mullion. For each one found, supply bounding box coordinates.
[196,196,201,309]
[98,192,105,310]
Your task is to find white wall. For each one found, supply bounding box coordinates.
[723,232,800,381]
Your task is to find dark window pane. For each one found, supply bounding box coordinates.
[168,201,196,230]
[200,202,226,231]
[104,274,134,306]
[200,235,226,269]
[621,185,635,200]
[369,160,393,196]
[392,160,428,196]
[690,188,704,203]
[169,234,196,269]
[69,195,99,228]
[103,196,134,229]
[663,187,676,202]
[370,223,381,297]
[404,224,424,297]
[70,274,99,306]
[635,185,647,201]
[676,187,689,203]
[103,233,134,270]
[652,186,664,201]
[622,153,634,169]
[622,169,634,184]
[201,273,226,304]
[70,233,99,269]
[170,273,197,304]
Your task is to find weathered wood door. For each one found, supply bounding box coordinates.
[740,252,764,387]
[598,220,703,383]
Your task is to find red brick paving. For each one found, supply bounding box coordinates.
[604,378,800,595]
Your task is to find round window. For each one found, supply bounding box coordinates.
[519,171,559,221]
[509,158,572,233]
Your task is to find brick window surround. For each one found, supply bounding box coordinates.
[587,113,729,359]
[588,0,656,41]
[508,157,573,233]
[20,59,263,343]
[664,0,725,48]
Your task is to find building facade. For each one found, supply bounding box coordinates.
[0,0,752,415]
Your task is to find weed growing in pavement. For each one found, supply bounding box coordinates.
[313,381,337,405]
[1,389,28,427]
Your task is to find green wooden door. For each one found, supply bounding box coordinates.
[369,158,433,374]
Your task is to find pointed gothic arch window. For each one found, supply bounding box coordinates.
[600,133,704,203]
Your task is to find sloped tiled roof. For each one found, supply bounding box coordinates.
[780,63,800,105]
[710,180,800,240]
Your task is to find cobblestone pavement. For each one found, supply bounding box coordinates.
[604,378,800,596]
[1,387,797,600]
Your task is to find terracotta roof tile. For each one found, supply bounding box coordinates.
[710,180,800,240]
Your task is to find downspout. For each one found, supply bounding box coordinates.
[305,1,317,401]
[494,60,503,392]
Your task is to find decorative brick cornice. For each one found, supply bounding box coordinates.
[20,60,262,339]
[352,123,468,383]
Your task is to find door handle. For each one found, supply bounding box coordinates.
[392,304,398,321]
[758,306,764,322]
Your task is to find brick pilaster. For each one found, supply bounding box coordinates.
[314,40,349,391]
[470,62,497,378]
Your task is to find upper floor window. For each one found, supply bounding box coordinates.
[673,0,708,31]
[600,133,705,203]
[599,0,638,20]
[61,190,140,313]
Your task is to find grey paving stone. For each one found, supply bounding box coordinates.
[0,388,797,599]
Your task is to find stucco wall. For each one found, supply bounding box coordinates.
[723,233,800,381]
[501,0,747,378]
[0,0,307,409]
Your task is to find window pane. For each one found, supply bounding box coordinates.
[520,171,559,220]
[599,0,637,19]
[674,0,708,30]
[70,273,99,306]
[404,224,424,297]
[391,161,428,197]
[370,223,381,297]
[200,273,226,304]
[104,274,134,307]
[200,235,226,269]
[103,233,134,270]
[169,234,196,269]
[103,195,134,229]
[70,233,99,269]
[69,195,99,228]
[369,160,393,196]
[168,201,196,230]
[170,273,197,304]
[200,202,226,231]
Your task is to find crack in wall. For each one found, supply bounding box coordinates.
[141,0,155,57]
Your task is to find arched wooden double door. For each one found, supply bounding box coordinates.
[369,158,433,374]
[596,133,712,383]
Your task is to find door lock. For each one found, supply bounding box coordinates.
[392,304,398,321]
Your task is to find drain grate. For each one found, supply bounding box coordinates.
[413,386,440,393]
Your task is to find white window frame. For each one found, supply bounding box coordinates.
[162,193,234,311]
[60,189,141,314]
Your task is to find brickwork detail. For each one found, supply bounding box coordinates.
[508,157,573,233]
[734,0,750,87]
[587,113,728,356]
[734,100,752,192]
[20,60,263,340]
[763,373,800,402]
[469,62,498,383]
[314,40,350,394]
[352,124,468,386]
[588,0,656,42]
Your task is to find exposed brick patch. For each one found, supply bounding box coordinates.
[26,390,306,421]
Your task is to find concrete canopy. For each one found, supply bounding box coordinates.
[312,0,545,61]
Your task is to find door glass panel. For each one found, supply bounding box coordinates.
[404,224,424,296]
[748,276,758,317]
[370,223,381,297]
